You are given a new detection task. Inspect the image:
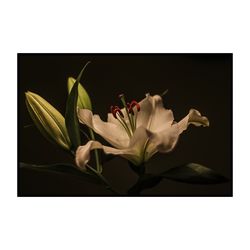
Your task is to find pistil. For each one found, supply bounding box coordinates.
[128,100,140,130]
[118,94,134,132]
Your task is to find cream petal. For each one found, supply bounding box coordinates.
[136,94,153,128]
[76,126,151,167]
[102,146,138,164]
[107,112,120,126]
[76,140,141,170]
[136,94,174,132]
[75,141,103,170]
[129,126,158,163]
[103,126,151,165]
[148,123,180,153]
[78,109,129,148]
[107,111,129,127]
[78,108,94,128]
[75,140,139,170]
[92,115,129,148]
[148,109,209,154]
[177,109,210,134]
[147,95,174,132]
[129,126,150,149]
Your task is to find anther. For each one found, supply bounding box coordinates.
[129,100,140,112]
[127,102,134,115]
[111,105,124,119]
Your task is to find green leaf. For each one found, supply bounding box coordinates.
[65,62,90,151]
[162,163,229,184]
[67,77,92,110]
[128,174,163,195]
[19,162,103,185]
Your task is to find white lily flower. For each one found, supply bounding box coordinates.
[75,94,209,170]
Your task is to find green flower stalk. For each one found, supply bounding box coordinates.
[25,91,71,150]
[67,77,92,110]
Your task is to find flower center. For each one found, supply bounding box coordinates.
[110,94,140,138]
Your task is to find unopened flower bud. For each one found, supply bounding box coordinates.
[67,77,92,110]
[25,91,71,150]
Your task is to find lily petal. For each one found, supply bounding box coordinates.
[127,126,151,164]
[136,94,153,128]
[75,141,136,169]
[147,95,174,132]
[78,109,129,148]
[177,109,210,133]
[103,126,151,165]
[76,126,151,168]
[101,126,151,165]
[148,123,180,154]
[136,94,174,132]
[148,109,209,154]
[75,140,103,171]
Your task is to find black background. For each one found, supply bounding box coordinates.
[18,54,232,196]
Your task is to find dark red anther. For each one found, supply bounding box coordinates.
[111,105,124,119]
[127,102,134,115]
[129,100,140,113]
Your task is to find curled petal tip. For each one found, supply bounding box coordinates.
[203,118,210,127]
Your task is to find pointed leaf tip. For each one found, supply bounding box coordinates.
[162,163,229,184]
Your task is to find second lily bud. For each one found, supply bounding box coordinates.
[67,77,92,110]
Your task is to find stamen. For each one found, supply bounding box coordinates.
[129,100,140,112]
[114,106,124,118]
[111,105,124,119]
[117,112,132,137]
[110,103,132,137]
[128,100,140,130]
[127,102,134,115]
[111,95,141,136]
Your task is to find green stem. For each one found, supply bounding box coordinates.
[89,128,102,173]
[86,164,120,195]
[97,173,121,195]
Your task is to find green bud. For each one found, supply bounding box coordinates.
[67,77,92,110]
[25,91,71,150]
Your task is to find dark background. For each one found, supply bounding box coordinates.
[18,54,232,196]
